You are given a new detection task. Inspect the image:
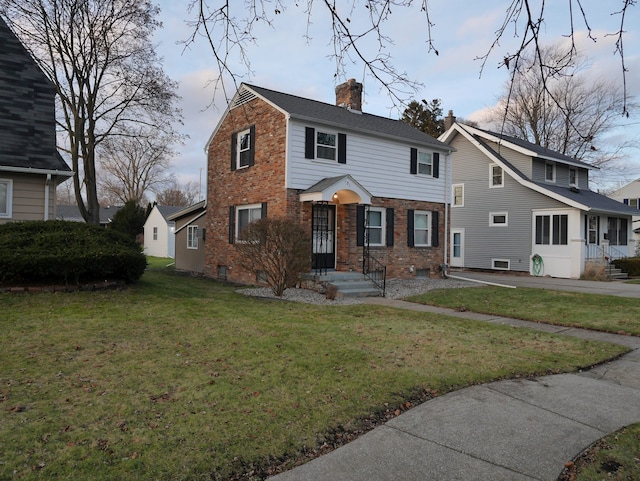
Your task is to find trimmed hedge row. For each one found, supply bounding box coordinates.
[613,257,640,277]
[0,220,146,285]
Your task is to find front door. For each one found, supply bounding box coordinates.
[450,229,464,267]
[312,204,336,270]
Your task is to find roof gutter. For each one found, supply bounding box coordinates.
[0,165,74,177]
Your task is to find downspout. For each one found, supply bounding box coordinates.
[443,152,450,277]
[44,174,52,220]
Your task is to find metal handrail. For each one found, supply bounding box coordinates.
[362,251,386,296]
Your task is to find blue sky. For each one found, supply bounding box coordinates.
[153,1,640,198]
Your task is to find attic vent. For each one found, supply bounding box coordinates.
[231,89,256,109]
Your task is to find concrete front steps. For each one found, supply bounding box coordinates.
[303,271,383,298]
[608,266,629,280]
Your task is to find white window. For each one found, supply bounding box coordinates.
[153,227,158,240]
[569,168,577,186]
[490,164,503,188]
[535,214,567,245]
[236,128,252,169]
[452,184,464,207]
[626,198,638,209]
[187,225,198,249]
[236,204,262,241]
[365,207,385,246]
[490,212,508,226]
[316,131,337,160]
[587,215,598,244]
[0,179,12,218]
[545,162,556,182]
[418,151,432,175]
[413,211,431,246]
[492,259,510,270]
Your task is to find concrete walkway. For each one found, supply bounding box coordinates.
[268,279,640,481]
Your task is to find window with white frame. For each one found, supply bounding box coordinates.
[535,214,567,245]
[569,168,577,186]
[0,179,12,218]
[316,131,337,160]
[153,227,158,240]
[187,225,198,249]
[452,184,464,207]
[545,162,556,182]
[587,215,598,244]
[490,164,503,187]
[490,212,508,226]
[365,207,385,246]
[625,198,638,209]
[236,204,263,241]
[413,211,431,246]
[417,151,432,175]
[236,128,252,168]
[492,259,510,270]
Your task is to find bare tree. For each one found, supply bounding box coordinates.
[155,179,201,207]
[483,45,635,168]
[55,179,76,206]
[185,1,634,112]
[0,0,182,224]
[98,129,179,205]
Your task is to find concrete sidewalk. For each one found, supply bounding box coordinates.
[268,297,640,481]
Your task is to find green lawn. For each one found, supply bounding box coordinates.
[0,272,629,480]
[145,256,175,270]
[407,286,640,336]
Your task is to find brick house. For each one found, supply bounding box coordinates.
[204,80,454,285]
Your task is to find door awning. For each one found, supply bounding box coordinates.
[299,174,372,204]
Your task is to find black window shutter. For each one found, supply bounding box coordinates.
[356,205,365,246]
[433,152,440,178]
[386,208,394,246]
[261,202,267,218]
[305,127,315,159]
[624,199,629,205]
[407,209,415,247]
[584,214,587,245]
[431,211,439,247]
[597,217,600,245]
[410,148,417,174]
[230,133,237,171]
[248,125,256,167]
[228,206,236,244]
[338,133,347,164]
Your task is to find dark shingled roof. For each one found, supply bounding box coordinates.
[155,205,183,221]
[470,125,593,169]
[244,83,452,151]
[0,16,71,173]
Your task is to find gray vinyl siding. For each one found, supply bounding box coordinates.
[450,135,567,272]
[484,140,532,177]
[531,159,590,188]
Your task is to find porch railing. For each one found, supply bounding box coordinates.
[585,243,628,278]
[362,251,386,297]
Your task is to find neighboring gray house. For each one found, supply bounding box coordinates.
[608,178,640,252]
[0,15,73,223]
[440,122,637,279]
[143,205,183,258]
[168,200,206,273]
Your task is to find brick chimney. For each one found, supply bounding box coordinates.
[444,110,457,130]
[335,78,363,112]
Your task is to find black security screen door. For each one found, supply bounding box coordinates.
[312,203,335,271]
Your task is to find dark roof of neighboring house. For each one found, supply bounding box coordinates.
[155,205,184,221]
[56,205,122,224]
[240,83,453,151]
[0,16,72,174]
[535,182,639,216]
[167,200,206,222]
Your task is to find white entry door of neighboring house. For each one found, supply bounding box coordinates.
[450,228,464,267]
